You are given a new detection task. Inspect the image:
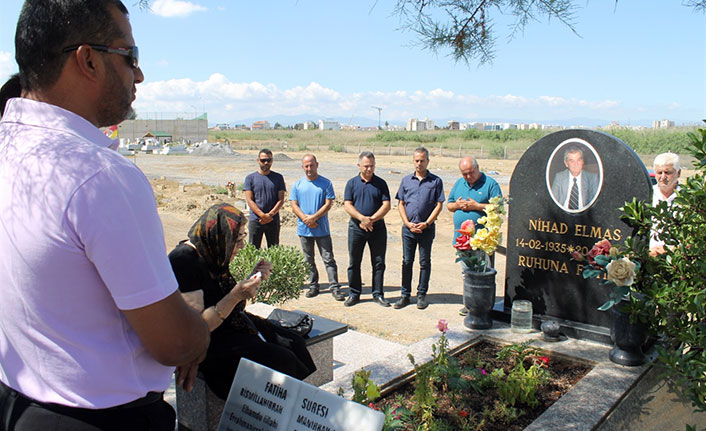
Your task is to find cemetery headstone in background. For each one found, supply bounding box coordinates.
[496,129,652,342]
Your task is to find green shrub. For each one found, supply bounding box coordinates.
[229,243,309,304]
[328,144,345,152]
[212,187,228,195]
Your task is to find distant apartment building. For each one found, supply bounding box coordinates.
[501,123,518,130]
[447,121,460,130]
[302,121,317,130]
[653,119,675,129]
[406,117,434,131]
[318,120,341,130]
[466,122,484,130]
[484,123,502,131]
[251,120,271,130]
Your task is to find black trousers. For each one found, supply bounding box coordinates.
[248,219,280,248]
[0,380,175,431]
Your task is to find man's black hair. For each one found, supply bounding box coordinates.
[15,0,128,92]
[0,74,21,117]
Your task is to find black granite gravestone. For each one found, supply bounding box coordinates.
[496,129,652,342]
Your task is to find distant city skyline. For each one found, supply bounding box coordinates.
[1,0,703,126]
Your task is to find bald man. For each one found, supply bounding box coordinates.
[447,156,502,315]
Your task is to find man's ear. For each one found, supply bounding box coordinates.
[72,45,101,82]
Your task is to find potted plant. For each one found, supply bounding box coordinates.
[571,239,648,366]
[454,196,505,329]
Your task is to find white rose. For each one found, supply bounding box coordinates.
[606,257,637,287]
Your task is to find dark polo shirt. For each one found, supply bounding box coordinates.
[344,174,390,217]
[395,171,445,224]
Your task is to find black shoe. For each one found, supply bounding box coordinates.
[331,288,346,301]
[393,296,410,309]
[459,306,469,316]
[344,295,360,307]
[417,295,428,310]
[373,296,391,307]
[305,286,319,298]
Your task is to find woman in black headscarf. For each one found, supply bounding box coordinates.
[169,203,315,400]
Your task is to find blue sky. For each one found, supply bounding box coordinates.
[1,1,704,126]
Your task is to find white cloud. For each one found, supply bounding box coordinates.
[0,51,18,83]
[131,73,649,124]
[150,0,207,18]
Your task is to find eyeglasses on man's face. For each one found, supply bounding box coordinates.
[62,44,139,69]
[259,158,273,163]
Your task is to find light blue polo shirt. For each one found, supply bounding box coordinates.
[290,175,335,237]
[447,173,502,242]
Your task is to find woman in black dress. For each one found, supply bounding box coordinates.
[169,203,315,400]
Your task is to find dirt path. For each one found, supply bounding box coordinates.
[143,151,512,345]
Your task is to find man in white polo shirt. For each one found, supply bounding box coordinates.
[0,1,211,429]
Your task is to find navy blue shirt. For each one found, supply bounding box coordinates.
[344,174,390,217]
[243,171,286,222]
[395,171,445,223]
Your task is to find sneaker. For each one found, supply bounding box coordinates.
[305,286,319,298]
[459,307,469,316]
[393,296,410,309]
[344,295,360,307]
[416,295,428,310]
[331,288,346,301]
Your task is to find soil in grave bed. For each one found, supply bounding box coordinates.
[372,340,593,431]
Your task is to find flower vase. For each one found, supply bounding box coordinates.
[609,301,648,366]
[463,268,497,330]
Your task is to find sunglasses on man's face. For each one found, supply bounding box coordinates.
[62,44,139,69]
[259,158,273,163]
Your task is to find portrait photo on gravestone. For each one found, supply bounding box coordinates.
[546,138,603,213]
[501,129,652,341]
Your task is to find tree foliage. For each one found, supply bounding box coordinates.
[390,0,705,65]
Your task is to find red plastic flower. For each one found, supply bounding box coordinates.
[587,239,611,265]
[436,319,448,333]
[456,219,475,236]
[453,234,471,251]
[538,356,550,365]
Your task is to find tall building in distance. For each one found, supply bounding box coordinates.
[653,119,675,129]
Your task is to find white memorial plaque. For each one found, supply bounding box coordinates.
[218,358,385,431]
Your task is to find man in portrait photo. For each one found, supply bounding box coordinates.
[550,144,599,210]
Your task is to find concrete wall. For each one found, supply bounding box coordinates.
[117,119,208,143]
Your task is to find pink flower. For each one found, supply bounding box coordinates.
[479,368,487,375]
[456,219,475,236]
[570,249,585,262]
[367,402,377,410]
[587,239,611,265]
[436,319,448,333]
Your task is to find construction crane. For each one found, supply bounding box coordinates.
[371,106,383,129]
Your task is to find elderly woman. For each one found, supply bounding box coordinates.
[169,203,315,400]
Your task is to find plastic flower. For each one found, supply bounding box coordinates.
[436,319,448,333]
[606,257,637,287]
[587,239,612,265]
[454,234,471,251]
[538,356,550,365]
[456,219,475,236]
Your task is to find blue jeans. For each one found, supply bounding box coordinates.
[401,224,436,297]
[299,235,340,290]
[248,219,280,249]
[347,220,386,297]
